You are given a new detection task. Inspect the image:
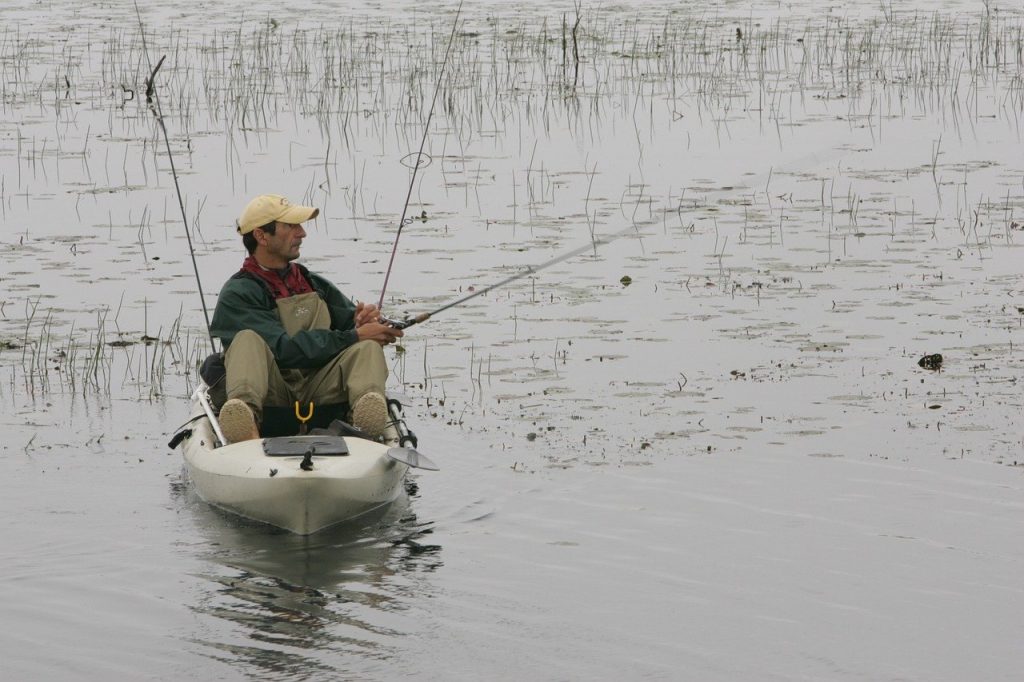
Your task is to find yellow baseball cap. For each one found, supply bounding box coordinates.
[237,194,319,234]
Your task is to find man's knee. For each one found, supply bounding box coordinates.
[351,339,385,357]
[224,330,274,375]
[346,340,388,372]
[230,329,268,351]
[341,340,388,380]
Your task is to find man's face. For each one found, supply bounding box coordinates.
[261,221,306,263]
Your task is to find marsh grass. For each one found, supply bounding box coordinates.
[1,292,198,401]
[5,9,1024,255]
[3,4,1024,458]
[6,9,1016,176]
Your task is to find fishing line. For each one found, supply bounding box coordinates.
[133,0,217,354]
[382,222,645,330]
[378,0,464,310]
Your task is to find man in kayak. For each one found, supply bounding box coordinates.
[210,194,403,443]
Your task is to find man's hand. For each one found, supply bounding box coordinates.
[356,321,404,345]
[354,301,381,327]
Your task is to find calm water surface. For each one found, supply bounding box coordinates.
[2,1,1023,679]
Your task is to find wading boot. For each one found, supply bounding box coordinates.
[219,399,260,444]
[351,392,388,439]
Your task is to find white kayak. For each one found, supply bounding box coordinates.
[172,388,437,535]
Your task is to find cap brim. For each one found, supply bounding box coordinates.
[278,205,319,225]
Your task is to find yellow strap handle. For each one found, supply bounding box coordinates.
[294,401,315,425]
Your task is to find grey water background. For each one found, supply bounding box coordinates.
[2,0,1023,679]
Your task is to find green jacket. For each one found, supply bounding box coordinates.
[210,265,360,369]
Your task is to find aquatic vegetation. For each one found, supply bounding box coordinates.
[1,3,1024,464]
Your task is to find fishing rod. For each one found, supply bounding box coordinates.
[133,0,217,355]
[378,0,464,311]
[378,144,857,331]
[378,141,856,330]
[381,223,643,330]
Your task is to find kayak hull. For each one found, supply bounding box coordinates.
[181,399,408,535]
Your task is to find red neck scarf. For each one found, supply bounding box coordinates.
[240,256,314,300]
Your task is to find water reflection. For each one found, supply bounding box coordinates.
[173,477,442,677]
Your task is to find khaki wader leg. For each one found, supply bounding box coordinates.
[299,339,388,409]
[224,329,294,422]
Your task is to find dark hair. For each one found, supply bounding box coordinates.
[242,221,276,254]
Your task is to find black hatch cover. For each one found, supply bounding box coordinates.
[263,436,350,457]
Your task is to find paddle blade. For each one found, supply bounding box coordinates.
[387,447,439,471]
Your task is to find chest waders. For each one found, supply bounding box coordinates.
[223,291,389,436]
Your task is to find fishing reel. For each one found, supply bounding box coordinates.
[380,314,412,330]
[381,313,429,330]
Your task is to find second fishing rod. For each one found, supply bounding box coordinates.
[377,0,464,313]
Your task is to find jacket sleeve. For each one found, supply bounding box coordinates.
[211,277,359,370]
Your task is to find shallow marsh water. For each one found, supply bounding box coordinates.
[2,1,1024,679]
